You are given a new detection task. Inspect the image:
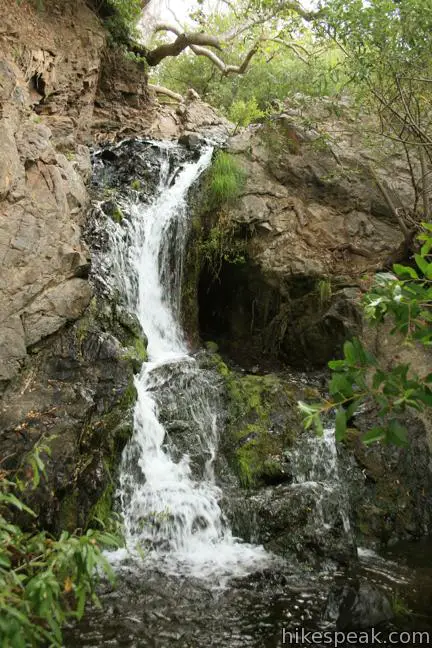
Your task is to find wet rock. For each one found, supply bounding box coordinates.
[0,295,145,532]
[339,412,432,547]
[242,483,356,566]
[325,579,393,629]
[208,352,301,488]
[153,358,223,479]
[178,133,202,149]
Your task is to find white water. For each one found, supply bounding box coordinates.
[106,142,269,579]
[290,428,352,535]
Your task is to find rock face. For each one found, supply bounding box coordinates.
[197,97,414,369]
[190,100,432,556]
[0,297,144,531]
[0,0,104,384]
[0,1,144,527]
[0,0,230,388]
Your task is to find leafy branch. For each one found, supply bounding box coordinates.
[299,227,432,446]
[0,442,122,647]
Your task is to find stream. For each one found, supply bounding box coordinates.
[65,139,432,647]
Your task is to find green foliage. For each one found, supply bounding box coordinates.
[0,442,121,647]
[228,98,265,133]
[156,43,345,118]
[321,0,432,217]
[207,151,246,208]
[299,228,432,446]
[201,221,247,280]
[100,0,143,44]
[201,151,247,278]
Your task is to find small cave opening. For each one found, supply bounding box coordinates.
[197,259,362,371]
[29,73,46,108]
[198,259,282,371]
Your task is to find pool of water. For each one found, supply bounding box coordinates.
[65,541,432,648]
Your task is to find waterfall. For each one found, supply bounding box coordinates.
[290,428,352,535]
[103,141,269,579]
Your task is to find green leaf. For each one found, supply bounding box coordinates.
[362,427,386,445]
[393,264,418,279]
[421,240,432,257]
[414,253,432,279]
[329,373,354,398]
[313,414,324,437]
[386,420,408,447]
[335,408,347,441]
[343,340,356,364]
[372,369,386,389]
[328,359,347,370]
[413,389,432,407]
[0,554,11,568]
[1,493,37,517]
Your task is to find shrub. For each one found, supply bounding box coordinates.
[0,442,121,647]
[89,0,143,44]
[228,98,265,134]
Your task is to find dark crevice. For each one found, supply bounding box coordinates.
[197,258,362,370]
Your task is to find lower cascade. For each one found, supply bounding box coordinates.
[104,141,269,577]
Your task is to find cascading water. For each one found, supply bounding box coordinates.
[289,427,352,535]
[104,141,269,578]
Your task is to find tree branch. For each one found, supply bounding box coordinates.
[145,23,226,66]
[153,23,223,50]
[148,84,183,102]
[189,42,260,76]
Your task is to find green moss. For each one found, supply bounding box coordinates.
[122,335,148,368]
[120,378,138,409]
[207,350,300,487]
[88,483,115,528]
[205,341,219,353]
[111,205,124,223]
[130,179,141,191]
[59,491,79,532]
[134,336,147,361]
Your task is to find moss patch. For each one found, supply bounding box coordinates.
[87,482,115,528]
[58,491,79,532]
[207,349,301,487]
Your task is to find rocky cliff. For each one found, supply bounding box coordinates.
[197,96,417,369]
[0,0,229,529]
[189,97,432,552]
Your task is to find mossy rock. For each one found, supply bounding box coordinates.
[87,482,115,529]
[207,349,302,487]
[50,297,146,532]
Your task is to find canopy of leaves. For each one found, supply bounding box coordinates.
[156,41,345,116]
